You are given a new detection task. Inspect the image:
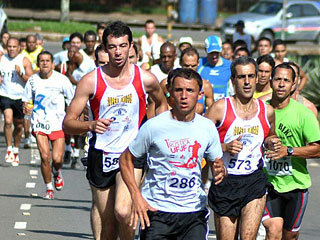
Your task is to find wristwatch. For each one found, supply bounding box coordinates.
[287,146,294,156]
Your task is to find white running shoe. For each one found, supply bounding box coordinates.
[5,150,14,163]
[11,153,20,166]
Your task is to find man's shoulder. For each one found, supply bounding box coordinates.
[221,57,232,66]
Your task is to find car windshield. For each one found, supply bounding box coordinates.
[249,1,282,15]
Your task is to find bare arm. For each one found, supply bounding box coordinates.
[16,57,33,82]
[298,68,308,91]
[142,70,168,116]
[203,79,214,108]
[264,104,281,151]
[63,71,113,135]
[120,149,157,230]
[206,99,243,154]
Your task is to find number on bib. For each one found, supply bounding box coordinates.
[165,172,200,199]
[102,152,120,173]
[227,158,252,171]
[266,156,293,176]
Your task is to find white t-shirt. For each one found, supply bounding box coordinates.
[22,70,74,133]
[53,50,68,65]
[0,54,26,100]
[129,111,223,213]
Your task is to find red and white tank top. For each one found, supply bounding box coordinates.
[89,65,146,153]
[218,97,270,175]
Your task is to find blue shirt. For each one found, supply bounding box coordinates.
[197,57,232,101]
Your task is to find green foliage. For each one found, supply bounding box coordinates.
[8,20,143,38]
[288,55,320,108]
[8,20,96,34]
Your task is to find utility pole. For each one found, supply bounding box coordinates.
[60,0,70,22]
[281,0,287,40]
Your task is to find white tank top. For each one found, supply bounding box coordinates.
[89,65,146,153]
[218,97,270,175]
[0,54,25,99]
[141,33,161,60]
[150,64,167,83]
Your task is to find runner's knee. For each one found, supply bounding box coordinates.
[114,201,131,223]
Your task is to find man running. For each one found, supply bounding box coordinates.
[206,56,280,240]
[22,51,74,199]
[120,68,225,239]
[262,63,320,240]
[0,37,33,166]
[63,21,167,240]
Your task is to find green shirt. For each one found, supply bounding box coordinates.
[265,99,320,193]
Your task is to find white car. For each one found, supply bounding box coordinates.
[221,0,320,43]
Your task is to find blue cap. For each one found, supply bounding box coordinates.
[62,37,69,43]
[205,35,222,53]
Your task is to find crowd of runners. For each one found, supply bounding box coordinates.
[0,18,319,240]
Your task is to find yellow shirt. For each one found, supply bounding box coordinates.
[21,46,43,71]
[253,88,273,99]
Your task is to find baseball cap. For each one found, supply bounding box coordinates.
[179,36,193,47]
[205,35,222,53]
[62,37,70,43]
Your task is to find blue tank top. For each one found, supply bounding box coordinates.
[197,57,231,101]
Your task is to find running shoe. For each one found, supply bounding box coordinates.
[24,137,31,149]
[5,150,13,163]
[54,175,64,191]
[43,189,54,200]
[63,151,71,164]
[11,153,20,167]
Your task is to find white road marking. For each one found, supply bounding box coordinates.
[22,212,31,216]
[30,160,36,164]
[29,170,38,175]
[14,222,27,229]
[25,182,36,188]
[17,233,26,236]
[20,204,31,211]
[309,162,319,167]
[30,193,38,197]
[208,235,216,239]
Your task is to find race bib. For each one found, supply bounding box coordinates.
[102,152,120,173]
[265,156,293,176]
[34,120,51,134]
[165,171,200,198]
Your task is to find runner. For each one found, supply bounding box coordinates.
[119,68,225,239]
[253,54,275,99]
[138,19,164,64]
[221,40,233,61]
[256,37,272,57]
[63,21,167,240]
[262,62,320,240]
[22,51,74,199]
[197,35,232,102]
[21,34,43,71]
[83,30,97,60]
[206,56,280,240]
[0,37,33,166]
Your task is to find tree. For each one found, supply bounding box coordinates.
[60,0,70,22]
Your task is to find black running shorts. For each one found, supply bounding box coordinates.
[140,209,210,240]
[208,169,268,217]
[86,147,147,189]
[0,96,24,119]
[262,187,309,232]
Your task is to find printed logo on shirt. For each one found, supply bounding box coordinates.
[233,125,259,135]
[210,69,219,76]
[107,94,132,106]
[165,138,202,169]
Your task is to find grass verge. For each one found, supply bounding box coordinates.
[8,20,144,38]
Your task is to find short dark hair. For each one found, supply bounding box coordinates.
[231,56,258,79]
[97,22,107,31]
[232,39,247,52]
[94,44,104,61]
[179,47,199,66]
[132,42,138,56]
[37,50,53,65]
[145,19,155,26]
[273,39,286,49]
[167,68,202,90]
[102,21,132,47]
[271,62,296,82]
[84,30,97,41]
[234,47,250,57]
[70,32,83,42]
[287,61,300,80]
[222,40,232,47]
[256,54,275,69]
[19,37,26,43]
[258,37,272,46]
